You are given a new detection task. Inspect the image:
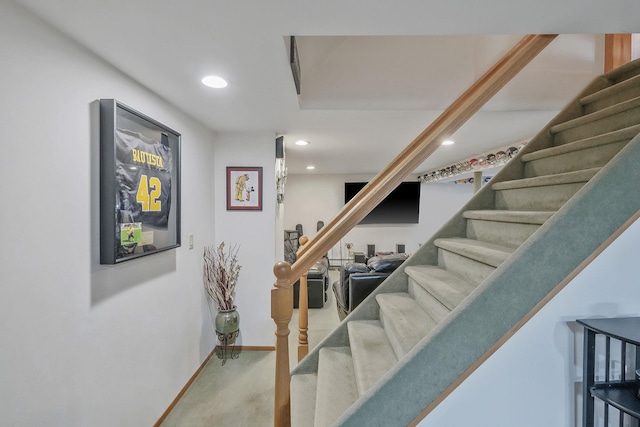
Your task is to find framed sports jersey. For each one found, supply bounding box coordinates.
[99,99,181,264]
[226,167,263,211]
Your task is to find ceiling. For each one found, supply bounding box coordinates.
[11,0,640,175]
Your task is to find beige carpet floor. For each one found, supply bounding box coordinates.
[159,269,342,427]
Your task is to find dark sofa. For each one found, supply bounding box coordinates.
[332,253,409,320]
[293,256,329,309]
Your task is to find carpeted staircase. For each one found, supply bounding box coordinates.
[290,58,640,427]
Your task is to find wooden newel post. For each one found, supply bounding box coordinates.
[297,236,309,361]
[272,261,293,427]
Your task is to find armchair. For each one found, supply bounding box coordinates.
[332,253,409,320]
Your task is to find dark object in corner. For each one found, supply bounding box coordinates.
[293,256,329,309]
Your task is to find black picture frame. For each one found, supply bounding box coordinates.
[226,166,263,211]
[99,99,181,264]
[290,36,301,95]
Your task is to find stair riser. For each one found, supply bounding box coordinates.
[437,249,495,286]
[315,348,359,427]
[495,182,586,211]
[377,309,401,359]
[377,293,437,359]
[609,65,640,85]
[553,105,640,145]
[347,321,398,396]
[378,308,422,360]
[466,218,540,249]
[408,279,451,322]
[582,84,640,115]
[434,238,511,267]
[523,139,628,178]
[291,375,317,427]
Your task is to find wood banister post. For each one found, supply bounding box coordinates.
[297,236,309,362]
[272,261,292,427]
[604,34,632,73]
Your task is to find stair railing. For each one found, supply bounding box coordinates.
[271,33,558,427]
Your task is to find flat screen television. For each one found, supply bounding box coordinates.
[344,181,420,224]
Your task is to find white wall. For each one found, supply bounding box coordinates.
[420,218,640,427]
[283,173,474,259]
[212,132,276,347]
[0,3,217,425]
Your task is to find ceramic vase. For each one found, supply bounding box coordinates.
[215,306,240,336]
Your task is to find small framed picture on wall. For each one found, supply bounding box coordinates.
[226,166,263,211]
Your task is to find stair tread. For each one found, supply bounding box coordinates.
[348,320,398,395]
[407,280,451,323]
[315,347,359,427]
[463,210,554,225]
[580,73,640,105]
[605,58,640,81]
[522,124,640,163]
[434,237,514,268]
[405,265,477,310]
[492,168,600,191]
[376,293,437,358]
[550,95,640,134]
[291,374,317,427]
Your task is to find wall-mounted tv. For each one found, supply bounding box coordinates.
[344,181,420,224]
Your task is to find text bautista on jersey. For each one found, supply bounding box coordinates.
[132,148,164,168]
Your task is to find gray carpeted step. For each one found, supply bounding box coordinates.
[376,293,437,359]
[347,320,398,395]
[437,246,497,286]
[522,124,640,178]
[551,96,640,145]
[406,265,477,312]
[465,216,539,248]
[580,73,640,114]
[407,278,451,323]
[463,210,554,224]
[605,58,640,85]
[493,168,600,191]
[291,374,317,427]
[463,210,551,249]
[314,347,359,427]
[434,237,514,268]
[493,168,599,210]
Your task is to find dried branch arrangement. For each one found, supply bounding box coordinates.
[203,242,241,311]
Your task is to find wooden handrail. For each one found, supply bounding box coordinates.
[272,34,558,427]
[293,34,557,281]
[296,237,309,361]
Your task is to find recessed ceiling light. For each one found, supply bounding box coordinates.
[306,165,315,170]
[201,75,228,88]
[442,140,455,146]
[295,140,309,146]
